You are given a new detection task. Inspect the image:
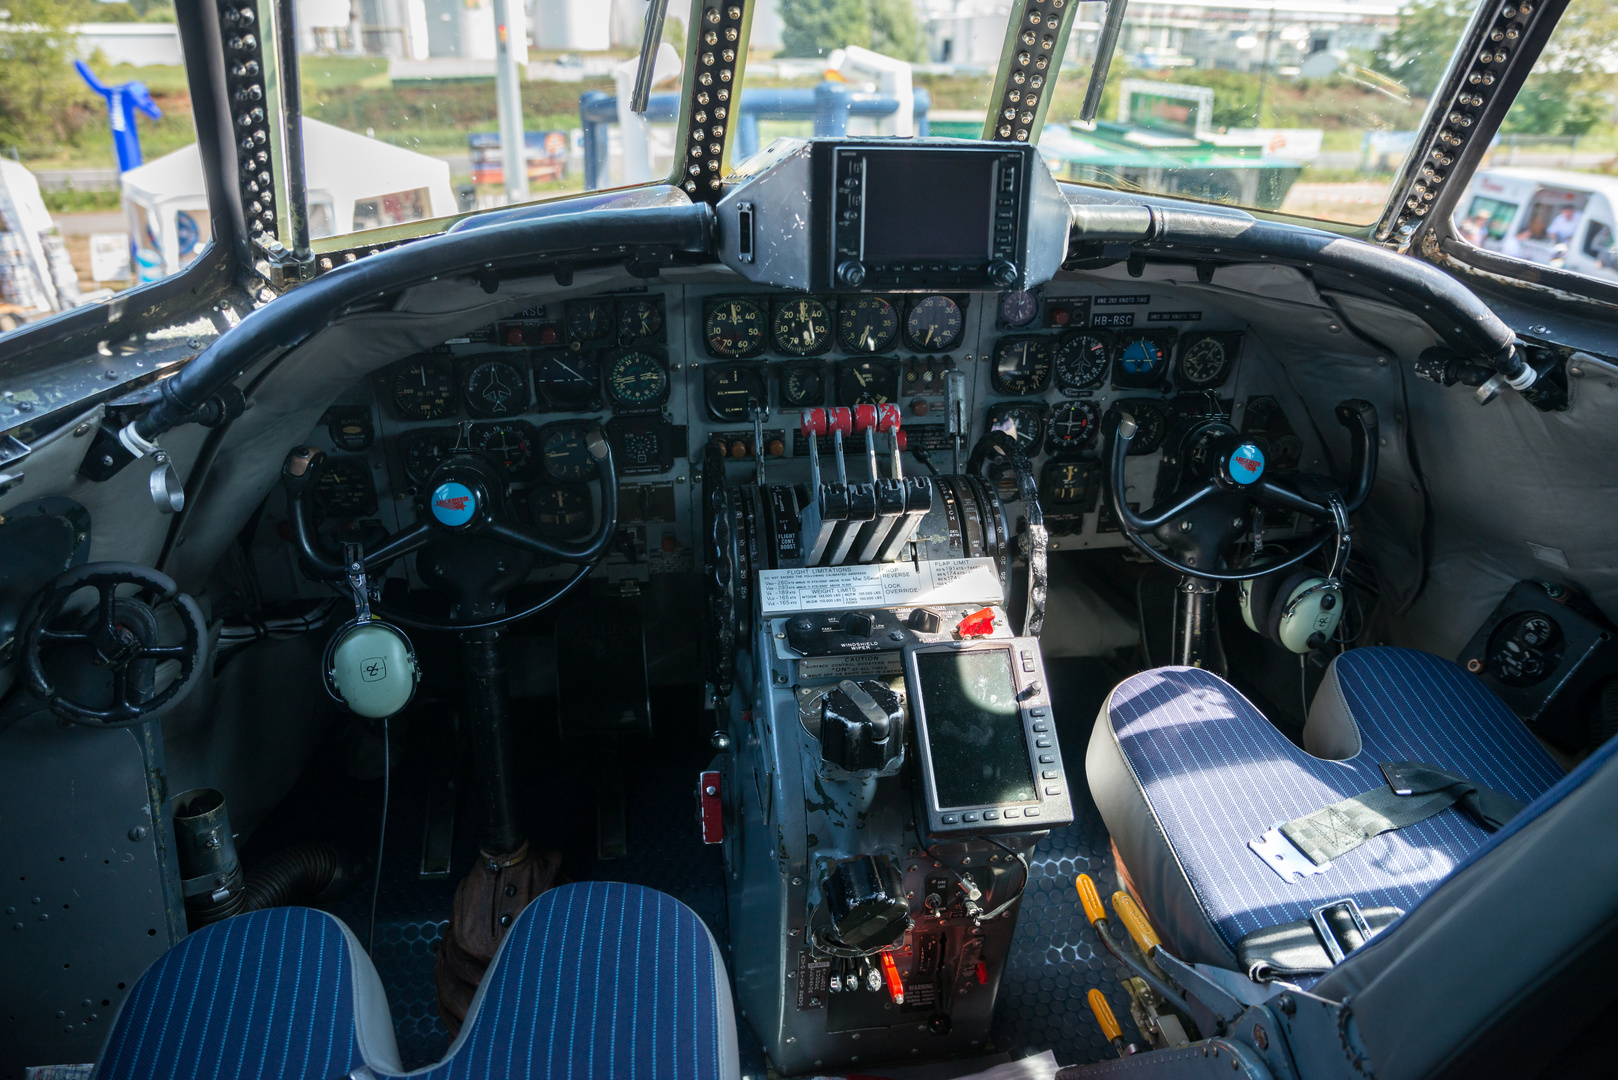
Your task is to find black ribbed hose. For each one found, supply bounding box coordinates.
[242,843,346,912]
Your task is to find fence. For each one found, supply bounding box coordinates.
[578,83,932,191]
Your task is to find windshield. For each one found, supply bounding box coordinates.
[1038,0,1470,225]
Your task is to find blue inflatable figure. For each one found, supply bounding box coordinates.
[74,60,162,172]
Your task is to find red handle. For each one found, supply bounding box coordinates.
[853,404,878,433]
[895,428,908,451]
[827,407,853,436]
[876,403,901,433]
[800,408,827,437]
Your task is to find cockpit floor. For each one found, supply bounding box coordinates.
[243,658,1130,1075]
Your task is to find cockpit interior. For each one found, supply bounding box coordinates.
[3,3,1617,1079]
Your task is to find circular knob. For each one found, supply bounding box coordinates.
[837,260,868,287]
[910,398,930,417]
[989,259,1019,287]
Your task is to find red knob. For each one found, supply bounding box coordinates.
[876,403,901,433]
[828,407,853,436]
[800,408,827,437]
[895,429,909,451]
[852,404,877,433]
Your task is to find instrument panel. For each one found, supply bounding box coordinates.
[285,278,1295,597]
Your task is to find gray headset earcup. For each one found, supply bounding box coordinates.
[1265,569,1319,650]
[1243,563,1289,639]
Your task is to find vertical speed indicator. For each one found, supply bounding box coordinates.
[837,296,898,353]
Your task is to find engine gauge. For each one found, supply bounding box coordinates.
[472,420,538,480]
[1111,400,1167,455]
[461,356,529,417]
[778,360,826,407]
[529,483,592,538]
[533,351,600,410]
[991,337,1053,396]
[771,297,832,356]
[401,428,456,484]
[985,402,1045,453]
[1047,401,1099,452]
[836,359,899,405]
[1176,332,1238,389]
[1113,334,1172,388]
[1054,332,1109,392]
[999,289,1038,328]
[704,297,766,358]
[540,423,600,482]
[617,298,663,341]
[391,358,458,420]
[904,294,964,351]
[704,363,768,422]
[565,298,613,342]
[312,457,377,517]
[605,348,670,409]
[837,296,899,353]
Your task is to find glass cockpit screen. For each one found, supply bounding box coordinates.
[916,649,1036,808]
[862,153,995,263]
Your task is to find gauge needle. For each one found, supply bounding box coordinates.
[855,370,870,386]
[860,325,872,350]
[925,325,934,345]
[554,359,586,381]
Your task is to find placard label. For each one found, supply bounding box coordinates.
[759,557,1002,615]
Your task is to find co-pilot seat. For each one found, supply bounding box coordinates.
[1087,646,1564,973]
[95,882,740,1080]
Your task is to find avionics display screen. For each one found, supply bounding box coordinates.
[862,153,995,263]
[916,649,1036,808]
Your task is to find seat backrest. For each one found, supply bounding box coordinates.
[1315,733,1618,1080]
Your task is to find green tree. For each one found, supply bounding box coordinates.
[1371,0,1470,99]
[779,0,924,61]
[1500,1,1618,137]
[0,0,96,152]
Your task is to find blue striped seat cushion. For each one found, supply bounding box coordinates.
[1105,647,1564,958]
[419,881,730,1080]
[97,906,368,1080]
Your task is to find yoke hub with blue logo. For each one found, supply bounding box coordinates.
[1228,443,1265,485]
[431,481,478,527]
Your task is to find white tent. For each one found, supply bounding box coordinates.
[0,157,66,312]
[121,118,457,276]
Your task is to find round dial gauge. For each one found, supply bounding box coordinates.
[462,357,527,417]
[1114,401,1167,455]
[1047,401,1099,451]
[991,337,1053,396]
[617,299,663,340]
[605,349,669,408]
[779,361,825,407]
[1178,334,1233,387]
[1042,459,1098,505]
[541,425,599,482]
[836,359,899,406]
[530,484,592,538]
[771,297,832,356]
[402,428,455,484]
[312,457,376,517]
[391,359,458,420]
[1055,332,1109,392]
[837,296,899,353]
[705,364,768,422]
[472,420,538,479]
[565,299,613,341]
[1115,335,1169,384]
[904,295,964,351]
[985,402,1044,453]
[999,289,1038,328]
[704,298,766,358]
[533,351,599,409]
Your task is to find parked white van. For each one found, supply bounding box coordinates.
[1453,166,1618,279]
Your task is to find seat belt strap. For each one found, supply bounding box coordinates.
[1277,760,1527,867]
[1236,899,1404,981]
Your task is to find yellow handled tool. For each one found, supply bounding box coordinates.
[1111,890,1161,955]
[1086,988,1130,1057]
[1076,873,1106,925]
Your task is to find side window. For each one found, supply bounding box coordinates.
[0,8,202,340]
[1452,0,1618,285]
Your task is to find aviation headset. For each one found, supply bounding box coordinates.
[1238,493,1351,654]
[322,542,419,719]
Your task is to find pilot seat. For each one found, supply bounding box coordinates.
[94,881,740,1080]
[1087,645,1565,976]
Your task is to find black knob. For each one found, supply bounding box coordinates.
[907,607,942,634]
[820,678,904,773]
[928,1012,952,1037]
[989,258,1019,287]
[839,611,876,637]
[837,260,867,287]
[824,854,910,950]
